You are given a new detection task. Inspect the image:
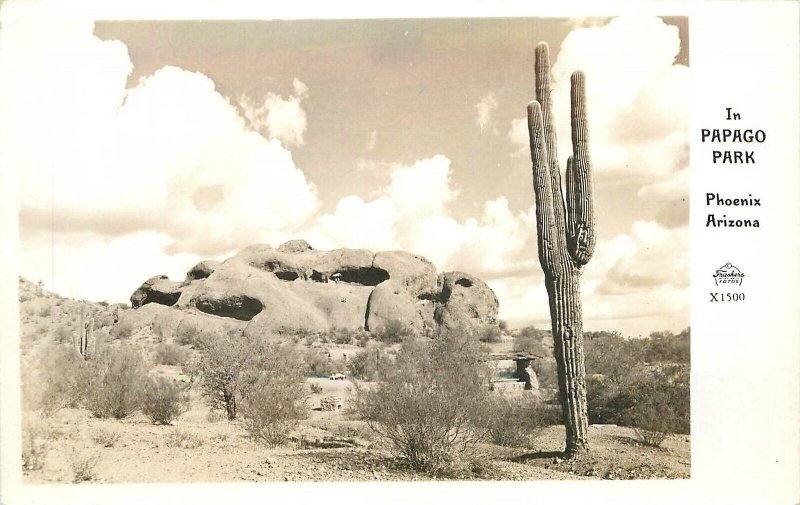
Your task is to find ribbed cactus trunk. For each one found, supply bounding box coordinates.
[527,42,596,456]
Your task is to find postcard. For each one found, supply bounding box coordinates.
[1,1,797,504]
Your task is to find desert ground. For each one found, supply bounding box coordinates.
[18,278,690,483]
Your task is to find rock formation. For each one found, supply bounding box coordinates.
[126,240,499,339]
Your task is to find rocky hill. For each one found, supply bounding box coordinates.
[124,240,499,339]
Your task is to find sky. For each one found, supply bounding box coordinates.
[1,3,690,337]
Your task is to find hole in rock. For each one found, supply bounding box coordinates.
[275,271,299,281]
[333,267,390,286]
[196,295,263,321]
[142,291,181,307]
[455,278,473,288]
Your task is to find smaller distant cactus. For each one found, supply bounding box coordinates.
[78,309,93,360]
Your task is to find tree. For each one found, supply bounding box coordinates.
[527,42,596,455]
[196,330,289,420]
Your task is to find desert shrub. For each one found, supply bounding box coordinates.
[197,333,302,421]
[628,365,690,445]
[91,427,120,448]
[584,331,645,382]
[643,329,690,364]
[328,327,359,345]
[352,332,491,475]
[479,324,502,343]
[238,351,308,447]
[54,324,73,344]
[165,429,204,449]
[66,449,99,483]
[21,419,49,472]
[141,376,188,425]
[206,409,224,423]
[347,345,383,381]
[309,382,323,394]
[512,330,549,358]
[373,318,413,344]
[37,305,52,317]
[112,319,134,340]
[303,349,345,378]
[498,319,508,332]
[93,313,115,329]
[479,394,556,447]
[83,346,148,419]
[36,345,90,415]
[154,342,189,366]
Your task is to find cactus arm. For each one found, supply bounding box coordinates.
[565,155,577,241]
[568,71,596,265]
[535,43,570,249]
[527,101,559,274]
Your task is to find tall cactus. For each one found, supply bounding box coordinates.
[527,42,596,455]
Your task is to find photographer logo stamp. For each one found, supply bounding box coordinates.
[713,262,745,286]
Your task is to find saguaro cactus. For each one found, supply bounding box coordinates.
[527,42,596,455]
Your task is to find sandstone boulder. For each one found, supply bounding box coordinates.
[434,271,499,332]
[277,239,313,253]
[130,275,183,308]
[126,242,500,338]
[186,260,221,281]
[372,251,437,296]
[365,280,424,333]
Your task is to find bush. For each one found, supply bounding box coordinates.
[141,377,188,425]
[643,329,690,364]
[347,345,383,381]
[164,429,203,449]
[628,365,690,445]
[352,332,490,475]
[303,349,345,378]
[373,319,413,344]
[84,346,148,419]
[154,343,189,366]
[66,448,99,483]
[238,351,308,446]
[479,324,502,343]
[21,420,49,472]
[91,427,120,448]
[480,394,558,447]
[112,319,134,340]
[35,345,89,415]
[512,331,549,358]
[54,324,73,344]
[309,382,323,394]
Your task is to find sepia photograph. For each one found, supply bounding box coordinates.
[2,2,798,504]
[7,11,691,484]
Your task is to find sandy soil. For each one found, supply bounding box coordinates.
[21,377,689,484]
[17,278,690,483]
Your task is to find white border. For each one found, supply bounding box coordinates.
[1,1,798,504]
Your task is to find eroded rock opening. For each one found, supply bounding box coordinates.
[455,278,473,288]
[275,271,299,281]
[196,295,263,321]
[334,267,390,286]
[141,291,181,308]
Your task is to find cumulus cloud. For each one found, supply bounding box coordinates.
[239,77,309,147]
[589,220,689,294]
[4,10,320,291]
[20,232,203,304]
[490,220,689,336]
[508,17,689,182]
[308,155,537,278]
[475,92,499,134]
